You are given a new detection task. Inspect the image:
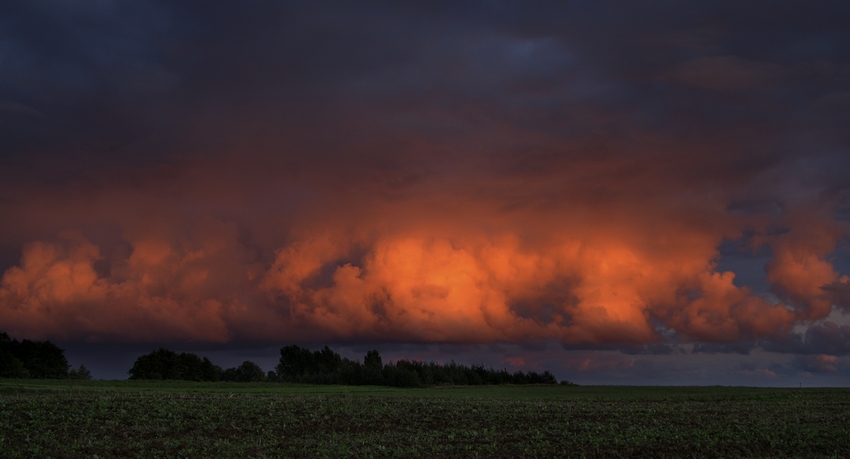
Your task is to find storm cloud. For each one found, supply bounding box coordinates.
[1,1,849,383]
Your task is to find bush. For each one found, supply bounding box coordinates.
[68,364,93,380]
[221,361,266,382]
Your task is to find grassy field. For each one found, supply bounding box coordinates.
[2,379,848,458]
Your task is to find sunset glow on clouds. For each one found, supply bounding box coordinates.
[1,1,850,383]
[2,181,846,347]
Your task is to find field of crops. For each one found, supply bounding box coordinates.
[2,380,849,458]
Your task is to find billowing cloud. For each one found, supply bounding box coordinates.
[1,187,846,346]
[0,222,252,342]
[1,1,848,358]
[762,321,850,356]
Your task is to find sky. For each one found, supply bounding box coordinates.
[2,1,850,385]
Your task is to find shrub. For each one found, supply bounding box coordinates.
[68,364,93,380]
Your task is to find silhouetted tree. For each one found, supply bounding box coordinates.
[384,360,422,387]
[364,349,382,368]
[221,361,266,382]
[177,353,204,381]
[314,346,342,374]
[277,345,316,380]
[68,364,93,380]
[129,348,180,380]
[201,357,222,381]
[0,332,69,379]
[0,349,28,378]
[22,340,70,378]
[128,349,223,381]
[364,349,383,385]
[540,370,557,384]
[272,343,567,387]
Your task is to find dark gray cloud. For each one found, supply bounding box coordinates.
[822,282,850,312]
[794,354,842,373]
[693,342,756,355]
[762,321,850,355]
[619,343,686,356]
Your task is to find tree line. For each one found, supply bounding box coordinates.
[1,331,573,386]
[0,332,91,379]
[128,344,572,387]
[127,348,269,382]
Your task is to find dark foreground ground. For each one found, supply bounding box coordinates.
[1,380,848,458]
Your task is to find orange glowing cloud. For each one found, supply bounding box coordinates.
[0,222,252,342]
[2,176,845,347]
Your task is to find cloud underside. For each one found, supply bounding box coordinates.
[1,191,847,346]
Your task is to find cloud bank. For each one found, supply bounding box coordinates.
[1,2,849,361]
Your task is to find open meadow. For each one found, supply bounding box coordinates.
[2,380,849,458]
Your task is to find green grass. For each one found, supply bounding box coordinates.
[2,379,849,458]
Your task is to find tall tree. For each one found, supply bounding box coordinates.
[314,346,342,374]
[200,357,222,382]
[364,349,383,384]
[277,345,315,380]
